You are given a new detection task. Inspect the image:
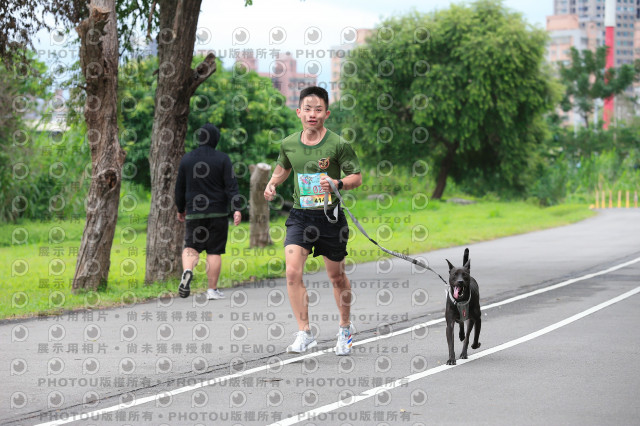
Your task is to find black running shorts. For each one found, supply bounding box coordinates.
[184,216,229,255]
[284,208,349,262]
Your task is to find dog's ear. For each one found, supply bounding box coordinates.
[463,258,470,273]
[446,259,454,272]
[463,248,469,266]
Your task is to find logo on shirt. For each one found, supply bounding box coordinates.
[318,158,330,169]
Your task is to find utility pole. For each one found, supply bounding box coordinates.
[603,0,615,129]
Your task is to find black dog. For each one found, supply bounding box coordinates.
[445,248,481,365]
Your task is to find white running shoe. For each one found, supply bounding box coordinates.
[207,289,225,300]
[286,330,317,354]
[335,323,355,356]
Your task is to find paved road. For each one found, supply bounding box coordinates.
[2,209,639,425]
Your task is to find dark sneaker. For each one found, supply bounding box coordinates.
[178,270,193,298]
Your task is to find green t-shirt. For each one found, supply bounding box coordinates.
[277,129,361,209]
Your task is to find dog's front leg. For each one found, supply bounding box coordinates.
[446,320,456,365]
[471,317,481,349]
[460,320,473,359]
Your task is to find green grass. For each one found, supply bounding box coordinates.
[0,193,594,320]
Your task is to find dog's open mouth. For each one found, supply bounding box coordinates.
[453,285,463,299]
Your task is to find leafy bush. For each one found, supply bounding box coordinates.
[534,123,640,206]
[530,155,569,206]
[0,54,54,221]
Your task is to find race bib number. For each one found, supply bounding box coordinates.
[298,172,331,208]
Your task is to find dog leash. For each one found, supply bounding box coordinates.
[323,179,448,286]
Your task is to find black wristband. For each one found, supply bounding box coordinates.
[337,179,344,190]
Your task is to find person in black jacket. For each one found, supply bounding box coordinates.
[175,123,242,300]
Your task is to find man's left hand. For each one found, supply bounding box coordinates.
[233,211,241,226]
[320,177,339,193]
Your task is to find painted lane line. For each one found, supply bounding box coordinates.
[482,256,640,310]
[270,285,640,426]
[35,256,640,426]
[35,347,338,426]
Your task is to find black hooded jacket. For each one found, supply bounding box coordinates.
[175,124,242,217]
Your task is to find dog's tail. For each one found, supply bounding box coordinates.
[463,248,469,269]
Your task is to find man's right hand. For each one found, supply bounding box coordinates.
[264,183,276,201]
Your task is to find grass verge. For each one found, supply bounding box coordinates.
[0,196,594,320]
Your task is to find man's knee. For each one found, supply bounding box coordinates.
[286,264,304,284]
[329,272,349,289]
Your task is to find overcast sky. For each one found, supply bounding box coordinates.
[33,0,554,97]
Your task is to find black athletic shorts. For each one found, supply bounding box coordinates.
[284,208,349,261]
[184,216,229,255]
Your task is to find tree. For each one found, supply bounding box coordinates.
[144,0,219,284]
[0,0,154,62]
[4,0,285,289]
[559,46,636,128]
[249,163,272,247]
[1,0,126,291]
[340,0,561,199]
[72,0,126,291]
[0,1,86,63]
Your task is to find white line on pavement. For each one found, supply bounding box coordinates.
[270,285,640,426]
[35,256,640,426]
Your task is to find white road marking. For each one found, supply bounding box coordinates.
[270,285,640,426]
[35,256,640,426]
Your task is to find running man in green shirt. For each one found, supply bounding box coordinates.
[264,86,362,355]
